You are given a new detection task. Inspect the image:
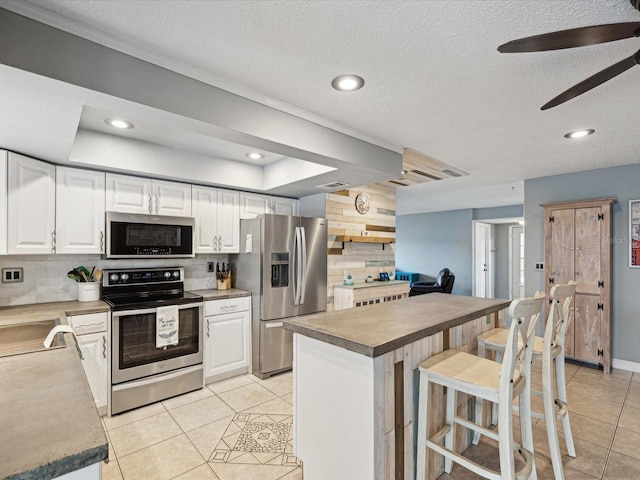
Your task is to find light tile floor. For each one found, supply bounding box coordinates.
[100,362,640,480]
[101,371,301,480]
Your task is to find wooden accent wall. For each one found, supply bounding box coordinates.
[326,184,397,312]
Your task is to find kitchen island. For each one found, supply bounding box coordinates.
[0,301,109,480]
[283,293,510,480]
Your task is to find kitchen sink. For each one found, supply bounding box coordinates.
[0,318,66,358]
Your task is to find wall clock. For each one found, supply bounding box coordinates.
[355,192,371,215]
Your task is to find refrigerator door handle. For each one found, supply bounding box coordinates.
[293,226,302,305]
[300,226,307,304]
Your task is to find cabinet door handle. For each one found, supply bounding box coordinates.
[218,235,223,251]
[221,305,238,310]
[51,231,56,253]
[102,335,107,359]
[155,194,159,214]
[213,236,218,252]
[148,193,153,213]
[100,231,104,253]
[207,319,210,338]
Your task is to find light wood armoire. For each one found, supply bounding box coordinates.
[542,198,616,373]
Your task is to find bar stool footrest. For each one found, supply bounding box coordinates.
[426,438,534,480]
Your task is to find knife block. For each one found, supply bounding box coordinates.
[217,272,231,290]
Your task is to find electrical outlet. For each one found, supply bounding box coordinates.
[534,262,545,271]
[207,262,214,273]
[2,268,24,283]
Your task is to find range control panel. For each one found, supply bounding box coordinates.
[103,267,184,286]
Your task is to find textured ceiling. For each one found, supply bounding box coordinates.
[2,0,640,213]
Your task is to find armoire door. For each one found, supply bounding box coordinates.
[548,208,575,285]
[574,207,602,295]
[574,294,602,364]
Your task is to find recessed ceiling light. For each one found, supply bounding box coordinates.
[331,74,365,92]
[105,118,134,129]
[564,129,594,139]
[246,152,264,160]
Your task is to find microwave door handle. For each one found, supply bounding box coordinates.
[300,227,307,305]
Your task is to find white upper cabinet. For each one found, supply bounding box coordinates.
[239,192,299,218]
[192,186,239,254]
[56,167,105,254]
[239,192,271,219]
[217,189,240,253]
[106,173,191,217]
[105,173,151,214]
[272,196,299,216]
[153,179,192,217]
[7,152,56,254]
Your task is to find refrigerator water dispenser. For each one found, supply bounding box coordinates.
[271,252,289,287]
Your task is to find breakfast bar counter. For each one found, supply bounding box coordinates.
[283,293,510,480]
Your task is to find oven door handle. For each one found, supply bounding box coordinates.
[111,302,204,318]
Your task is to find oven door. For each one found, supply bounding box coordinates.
[112,302,203,384]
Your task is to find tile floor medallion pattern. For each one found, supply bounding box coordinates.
[211,413,299,467]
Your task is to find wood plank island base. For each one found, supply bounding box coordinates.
[283,293,510,480]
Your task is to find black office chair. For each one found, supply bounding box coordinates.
[409,268,455,296]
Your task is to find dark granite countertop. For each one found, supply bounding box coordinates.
[0,301,110,479]
[283,293,510,358]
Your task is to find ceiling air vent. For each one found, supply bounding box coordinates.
[316,181,350,191]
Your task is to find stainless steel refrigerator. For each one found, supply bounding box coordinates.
[232,214,327,379]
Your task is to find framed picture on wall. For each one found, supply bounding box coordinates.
[630,199,640,267]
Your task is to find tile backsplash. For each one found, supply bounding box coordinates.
[0,254,230,307]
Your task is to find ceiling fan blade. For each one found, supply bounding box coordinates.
[498,22,640,53]
[541,50,640,110]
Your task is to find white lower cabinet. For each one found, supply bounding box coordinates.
[68,313,109,415]
[204,296,251,384]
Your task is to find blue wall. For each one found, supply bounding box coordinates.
[396,205,523,296]
[524,163,640,364]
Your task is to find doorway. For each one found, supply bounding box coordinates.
[473,222,493,298]
[472,217,524,300]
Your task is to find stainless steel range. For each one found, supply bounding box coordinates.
[102,267,204,415]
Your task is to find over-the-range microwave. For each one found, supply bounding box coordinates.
[105,212,195,259]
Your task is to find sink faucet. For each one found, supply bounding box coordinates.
[43,325,84,360]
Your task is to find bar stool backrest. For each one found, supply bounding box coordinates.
[503,292,546,395]
[546,281,577,358]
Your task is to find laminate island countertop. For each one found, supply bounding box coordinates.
[0,301,110,480]
[283,293,511,357]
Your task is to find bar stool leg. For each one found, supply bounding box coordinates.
[416,371,430,480]
[556,354,576,457]
[519,378,537,480]
[444,386,456,473]
[543,363,563,480]
[497,388,516,478]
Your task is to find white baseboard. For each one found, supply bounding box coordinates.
[612,358,640,373]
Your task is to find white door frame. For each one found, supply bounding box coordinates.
[472,221,494,298]
[508,225,525,300]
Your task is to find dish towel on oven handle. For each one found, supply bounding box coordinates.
[156,305,179,348]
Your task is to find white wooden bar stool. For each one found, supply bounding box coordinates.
[476,282,576,480]
[416,293,545,480]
